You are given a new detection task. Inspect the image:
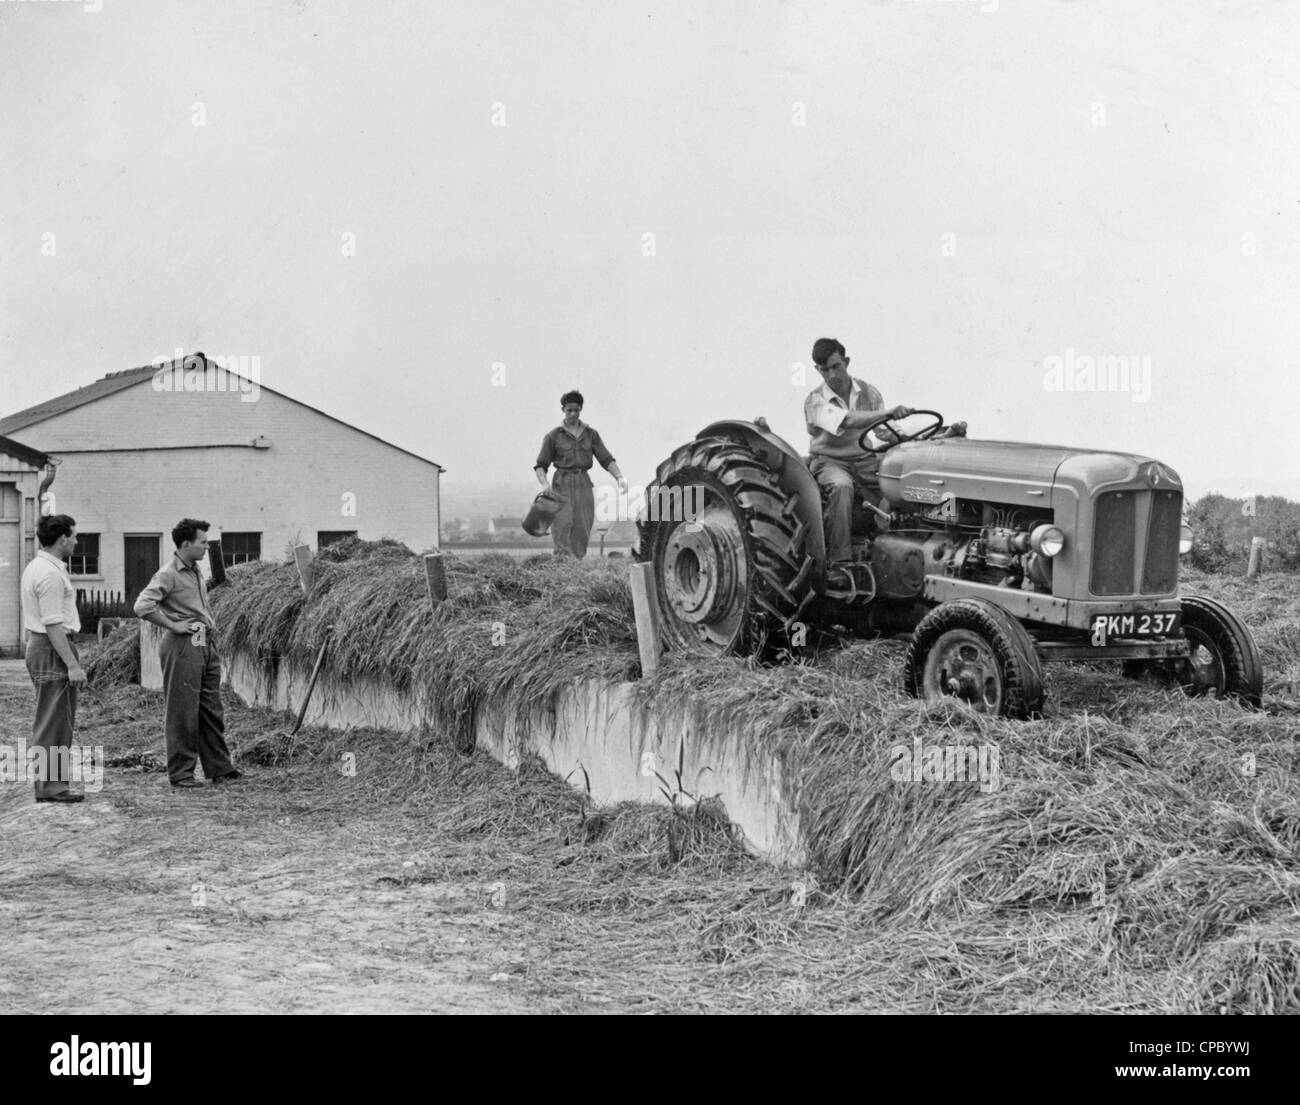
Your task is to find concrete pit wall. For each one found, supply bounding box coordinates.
[139,630,803,865]
[140,622,164,688]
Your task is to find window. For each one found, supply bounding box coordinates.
[318,530,358,549]
[221,532,261,567]
[69,533,100,576]
[0,483,18,519]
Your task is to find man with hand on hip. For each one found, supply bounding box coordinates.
[133,518,241,789]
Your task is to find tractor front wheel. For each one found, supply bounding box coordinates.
[904,599,1045,719]
[1121,595,1263,708]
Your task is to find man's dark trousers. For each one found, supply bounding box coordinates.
[551,468,596,558]
[159,631,234,783]
[25,633,78,799]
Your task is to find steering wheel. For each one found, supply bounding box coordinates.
[857,409,948,454]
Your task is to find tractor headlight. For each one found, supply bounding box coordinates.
[1029,524,1065,558]
[1179,523,1193,555]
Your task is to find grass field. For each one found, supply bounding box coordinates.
[2,556,1297,1014]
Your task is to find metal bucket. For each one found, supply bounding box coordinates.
[522,489,563,536]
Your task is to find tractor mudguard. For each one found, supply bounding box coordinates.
[697,420,828,588]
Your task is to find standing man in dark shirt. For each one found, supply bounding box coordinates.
[534,390,627,558]
[133,518,241,789]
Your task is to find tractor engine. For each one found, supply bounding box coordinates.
[976,524,1056,592]
[869,437,1105,604]
[869,502,1058,601]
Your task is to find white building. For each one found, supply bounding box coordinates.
[0,354,443,650]
[0,435,51,656]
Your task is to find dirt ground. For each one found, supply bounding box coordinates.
[0,659,828,1015]
[0,662,546,1013]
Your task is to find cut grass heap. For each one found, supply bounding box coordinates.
[213,543,638,749]
[84,621,141,687]
[119,541,1299,1012]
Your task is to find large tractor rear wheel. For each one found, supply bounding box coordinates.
[637,436,816,656]
[1121,595,1263,708]
[903,598,1046,719]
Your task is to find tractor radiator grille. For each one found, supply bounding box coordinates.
[1091,488,1183,596]
[1142,490,1182,594]
[1092,491,1136,595]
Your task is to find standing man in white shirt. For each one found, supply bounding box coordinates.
[20,513,87,803]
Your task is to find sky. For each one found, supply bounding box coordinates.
[1,0,1297,509]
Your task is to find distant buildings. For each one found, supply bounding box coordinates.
[439,513,640,549]
[0,354,443,654]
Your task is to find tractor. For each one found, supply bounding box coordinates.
[635,412,1263,718]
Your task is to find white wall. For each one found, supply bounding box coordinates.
[0,461,43,655]
[13,370,441,596]
[202,646,804,865]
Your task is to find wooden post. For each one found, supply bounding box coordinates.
[629,562,662,677]
[293,544,314,593]
[208,540,227,587]
[424,552,447,606]
[1247,536,1266,578]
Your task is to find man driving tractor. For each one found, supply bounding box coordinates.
[804,336,965,567]
[637,341,1257,716]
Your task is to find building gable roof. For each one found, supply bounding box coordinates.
[0,365,158,438]
[0,434,50,468]
[0,355,445,471]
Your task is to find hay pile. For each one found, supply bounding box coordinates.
[83,621,141,686]
[213,543,638,748]
[206,542,1300,1011]
[315,535,415,565]
[637,620,1300,1013]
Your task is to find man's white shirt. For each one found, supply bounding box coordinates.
[20,549,81,635]
[804,377,887,457]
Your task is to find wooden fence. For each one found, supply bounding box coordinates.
[75,589,133,634]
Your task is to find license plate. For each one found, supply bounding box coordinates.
[1089,612,1182,646]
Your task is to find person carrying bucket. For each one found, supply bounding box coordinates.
[533,390,627,558]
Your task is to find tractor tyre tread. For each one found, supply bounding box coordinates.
[903,598,1046,720]
[1180,594,1264,707]
[638,436,816,656]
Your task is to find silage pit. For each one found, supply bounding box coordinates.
[72,547,1300,1011]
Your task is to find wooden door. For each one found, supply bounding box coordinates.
[0,483,19,655]
[124,534,161,605]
